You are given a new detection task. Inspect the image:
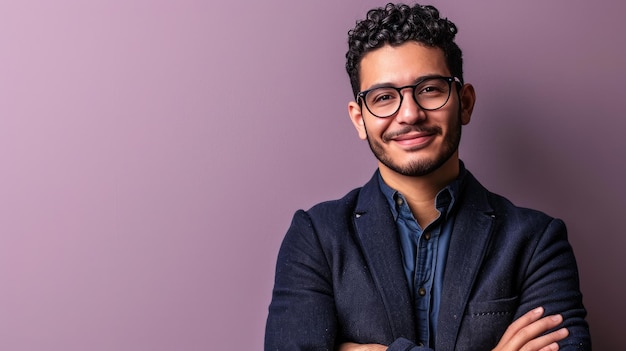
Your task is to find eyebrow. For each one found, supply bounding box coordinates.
[364,74,446,91]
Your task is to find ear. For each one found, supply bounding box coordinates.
[459,83,476,125]
[348,101,368,140]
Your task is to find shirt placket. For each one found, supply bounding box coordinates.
[413,222,440,347]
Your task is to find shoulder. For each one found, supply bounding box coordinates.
[287,172,384,241]
[277,184,371,266]
[305,187,361,219]
[463,171,566,241]
[465,170,557,221]
[490,190,556,224]
[301,171,381,223]
[289,187,363,240]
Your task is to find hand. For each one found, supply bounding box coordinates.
[492,307,569,351]
[338,342,387,351]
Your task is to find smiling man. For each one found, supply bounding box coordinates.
[265,3,590,351]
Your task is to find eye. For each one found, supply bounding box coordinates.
[373,94,394,103]
[367,88,399,105]
[416,80,447,96]
[422,86,438,93]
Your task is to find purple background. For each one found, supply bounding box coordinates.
[0,0,623,350]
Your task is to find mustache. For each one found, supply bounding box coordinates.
[382,125,442,142]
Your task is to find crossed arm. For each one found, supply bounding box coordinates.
[265,210,590,350]
[339,306,569,351]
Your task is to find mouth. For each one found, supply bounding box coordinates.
[392,132,435,148]
[384,127,441,149]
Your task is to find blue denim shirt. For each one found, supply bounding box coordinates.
[378,164,466,348]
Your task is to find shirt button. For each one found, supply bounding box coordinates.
[418,287,426,296]
[417,342,424,347]
[395,197,403,206]
[424,232,431,240]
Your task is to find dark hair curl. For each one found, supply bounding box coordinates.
[346,3,463,98]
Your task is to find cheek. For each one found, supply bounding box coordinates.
[364,118,392,137]
[439,110,462,130]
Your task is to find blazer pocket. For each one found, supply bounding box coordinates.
[465,295,519,317]
[456,296,519,351]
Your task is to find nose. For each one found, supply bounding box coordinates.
[395,89,425,124]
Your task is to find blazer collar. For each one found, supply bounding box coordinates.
[436,171,496,351]
[354,170,497,349]
[353,171,417,342]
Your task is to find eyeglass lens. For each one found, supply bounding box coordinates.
[363,77,452,117]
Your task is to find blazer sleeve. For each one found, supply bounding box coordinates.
[517,218,591,350]
[265,210,338,350]
[265,210,438,351]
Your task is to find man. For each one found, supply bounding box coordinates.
[265,3,590,351]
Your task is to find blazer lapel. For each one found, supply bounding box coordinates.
[436,173,496,351]
[353,173,416,342]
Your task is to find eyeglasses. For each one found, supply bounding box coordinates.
[357,76,461,118]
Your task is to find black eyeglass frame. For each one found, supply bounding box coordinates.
[356,76,462,118]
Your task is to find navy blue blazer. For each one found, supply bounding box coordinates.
[265,170,590,350]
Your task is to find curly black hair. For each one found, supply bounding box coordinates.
[346,3,463,98]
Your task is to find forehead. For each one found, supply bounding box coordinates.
[359,42,450,90]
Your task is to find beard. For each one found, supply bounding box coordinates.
[364,114,462,177]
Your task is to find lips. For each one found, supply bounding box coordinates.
[393,131,434,141]
[383,126,441,145]
[391,133,435,149]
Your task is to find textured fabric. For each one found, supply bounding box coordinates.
[265,168,591,351]
[378,169,465,347]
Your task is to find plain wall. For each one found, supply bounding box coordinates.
[0,0,623,350]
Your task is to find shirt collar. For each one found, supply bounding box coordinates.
[377,161,468,220]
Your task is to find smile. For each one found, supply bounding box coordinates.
[391,132,436,149]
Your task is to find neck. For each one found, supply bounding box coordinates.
[379,155,460,227]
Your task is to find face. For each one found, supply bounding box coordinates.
[348,42,474,178]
